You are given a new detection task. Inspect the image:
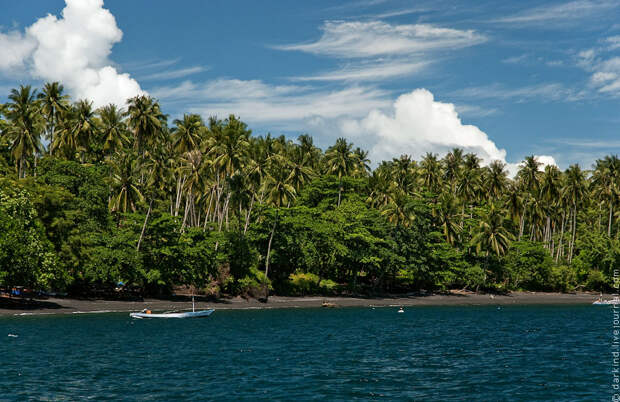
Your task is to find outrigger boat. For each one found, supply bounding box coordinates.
[130,296,214,319]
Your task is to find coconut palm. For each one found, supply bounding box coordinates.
[562,164,587,263]
[98,104,129,156]
[261,153,296,280]
[172,114,204,155]
[324,138,357,206]
[108,151,144,214]
[126,95,165,155]
[5,85,44,178]
[38,82,69,149]
[471,204,513,257]
[485,160,508,200]
[419,152,442,194]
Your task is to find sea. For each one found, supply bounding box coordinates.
[0,305,612,400]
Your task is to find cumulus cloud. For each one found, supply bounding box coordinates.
[342,88,507,165]
[0,0,143,107]
[341,88,557,175]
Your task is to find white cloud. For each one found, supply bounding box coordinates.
[341,88,508,166]
[502,54,528,64]
[276,21,486,58]
[152,78,391,130]
[451,83,584,102]
[577,47,620,95]
[291,60,429,82]
[0,31,36,72]
[495,0,618,26]
[140,66,207,81]
[0,0,143,107]
[151,79,302,102]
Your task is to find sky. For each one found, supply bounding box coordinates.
[1,0,620,174]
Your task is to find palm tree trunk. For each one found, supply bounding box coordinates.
[337,178,342,206]
[556,212,565,263]
[243,195,255,235]
[181,196,191,232]
[569,205,577,264]
[609,199,613,237]
[136,200,152,251]
[265,209,279,279]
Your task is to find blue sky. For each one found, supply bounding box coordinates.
[1,0,620,172]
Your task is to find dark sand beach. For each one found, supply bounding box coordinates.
[0,291,603,316]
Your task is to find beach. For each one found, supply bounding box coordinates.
[0,291,602,316]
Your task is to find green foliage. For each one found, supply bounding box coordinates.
[503,241,553,290]
[287,272,338,296]
[0,189,65,289]
[0,82,617,298]
[237,267,272,298]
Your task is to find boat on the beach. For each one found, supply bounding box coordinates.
[130,296,214,318]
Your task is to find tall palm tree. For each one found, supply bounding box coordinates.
[98,104,128,156]
[471,204,513,257]
[38,82,68,150]
[261,154,296,281]
[125,95,165,156]
[419,152,442,194]
[325,138,357,206]
[562,164,587,263]
[443,148,464,194]
[5,85,44,178]
[436,193,461,246]
[172,114,204,155]
[485,160,508,200]
[108,151,144,214]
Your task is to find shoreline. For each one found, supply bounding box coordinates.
[0,291,603,316]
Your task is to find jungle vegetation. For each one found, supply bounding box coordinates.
[0,83,618,298]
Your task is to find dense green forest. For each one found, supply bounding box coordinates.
[0,83,618,298]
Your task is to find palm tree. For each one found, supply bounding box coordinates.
[52,100,97,161]
[472,204,513,257]
[436,193,461,246]
[172,114,204,155]
[325,138,357,206]
[126,95,165,156]
[419,152,442,194]
[5,85,44,178]
[98,104,128,156]
[562,164,587,263]
[261,154,296,281]
[443,148,464,194]
[485,160,508,200]
[353,147,371,178]
[592,155,620,237]
[108,151,144,214]
[38,82,68,150]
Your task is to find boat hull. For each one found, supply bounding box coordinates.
[593,300,620,305]
[130,309,214,318]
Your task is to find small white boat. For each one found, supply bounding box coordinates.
[130,296,214,319]
[130,309,214,319]
[593,299,620,305]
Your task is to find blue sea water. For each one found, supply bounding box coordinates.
[0,305,611,401]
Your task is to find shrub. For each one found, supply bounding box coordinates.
[237,267,272,298]
[288,272,338,296]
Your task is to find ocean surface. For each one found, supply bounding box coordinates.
[0,305,611,401]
